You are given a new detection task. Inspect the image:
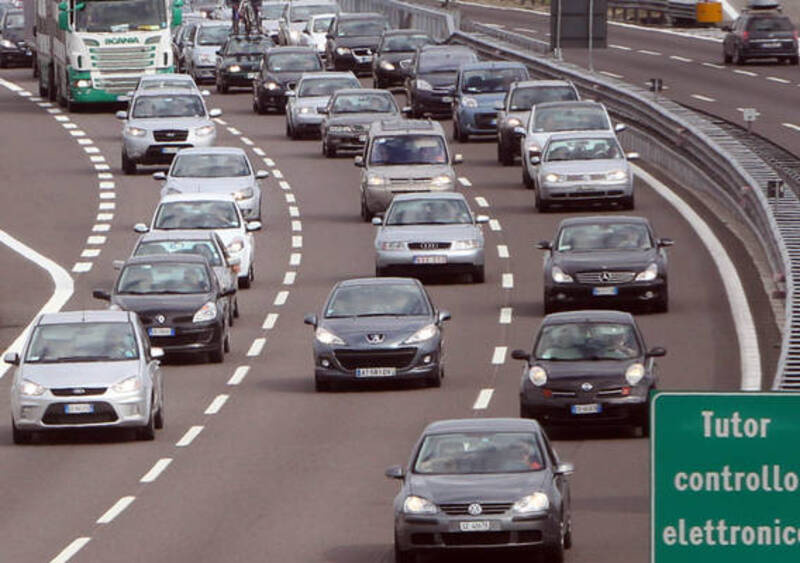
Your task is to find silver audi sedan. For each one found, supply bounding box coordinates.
[6,310,165,444]
[373,192,488,283]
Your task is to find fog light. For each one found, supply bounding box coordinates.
[75,79,91,88]
[20,406,36,419]
[644,291,654,299]
[321,358,331,368]
[422,355,432,364]
[556,293,567,301]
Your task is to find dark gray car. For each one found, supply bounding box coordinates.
[387,418,573,562]
[303,277,450,391]
[320,88,401,157]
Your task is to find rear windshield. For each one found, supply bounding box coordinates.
[460,68,528,94]
[746,16,794,32]
[268,52,322,71]
[509,86,578,111]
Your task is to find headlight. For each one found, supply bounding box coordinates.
[336,46,351,55]
[0,39,14,49]
[551,266,573,283]
[19,379,45,396]
[227,239,245,254]
[527,144,541,154]
[228,64,241,72]
[512,492,549,514]
[544,173,564,183]
[380,241,406,251]
[403,495,438,515]
[430,175,454,189]
[233,187,254,200]
[266,81,280,90]
[195,125,215,137]
[379,60,395,71]
[328,125,352,133]
[112,375,142,393]
[403,323,439,344]
[315,327,345,345]
[451,239,480,250]
[461,96,478,108]
[606,169,628,181]
[527,366,547,387]
[625,363,645,386]
[416,79,433,91]
[289,30,301,41]
[367,174,386,187]
[506,117,521,127]
[125,126,147,137]
[193,301,218,323]
[75,79,91,88]
[635,262,658,282]
[299,106,313,114]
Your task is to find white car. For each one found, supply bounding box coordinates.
[300,13,336,57]
[134,193,261,289]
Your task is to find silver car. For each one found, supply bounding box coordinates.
[373,192,488,283]
[261,1,289,44]
[285,71,360,139]
[278,0,339,46]
[532,132,638,212]
[300,13,336,57]
[117,89,222,175]
[6,310,165,444]
[185,21,232,83]
[154,147,268,221]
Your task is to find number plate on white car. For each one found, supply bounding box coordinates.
[161,147,179,154]
[148,327,175,337]
[65,403,94,414]
[459,521,492,532]
[356,367,396,377]
[413,255,447,265]
[571,403,602,415]
[592,286,618,296]
[763,42,781,48]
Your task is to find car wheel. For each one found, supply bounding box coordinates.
[519,402,533,419]
[324,140,336,158]
[453,120,467,142]
[522,165,534,189]
[426,367,442,388]
[375,265,384,277]
[238,266,253,289]
[12,419,33,445]
[723,49,732,64]
[654,287,669,313]
[223,322,231,353]
[544,295,557,315]
[154,393,165,429]
[394,534,416,563]
[543,538,565,563]
[639,408,651,438]
[621,193,635,210]
[234,297,240,318]
[564,518,573,549]
[733,47,745,65]
[791,55,799,66]
[208,334,225,363]
[315,376,331,392]
[535,189,549,212]
[472,265,485,284]
[0,55,7,68]
[137,402,156,441]
[122,150,137,175]
[253,94,266,115]
[360,194,372,222]
[498,141,514,166]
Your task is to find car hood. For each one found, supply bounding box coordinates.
[267,71,306,85]
[126,117,212,130]
[461,91,505,107]
[370,164,454,178]
[537,359,639,384]
[112,292,214,316]
[419,71,457,89]
[326,111,398,126]
[408,472,548,504]
[376,224,479,243]
[294,95,331,109]
[21,361,141,388]
[163,176,255,195]
[193,45,221,57]
[540,159,628,175]
[320,316,432,346]
[221,54,261,65]
[553,248,657,273]
[334,35,381,49]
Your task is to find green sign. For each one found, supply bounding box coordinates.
[652,392,800,563]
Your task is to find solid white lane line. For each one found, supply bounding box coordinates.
[227,127,241,135]
[50,538,91,563]
[279,180,291,191]
[272,169,283,179]
[140,458,172,483]
[610,44,632,50]
[176,425,204,447]
[499,307,512,324]
[285,193,296,203]
[247,338,266,357]
[291,220,302,231]
[497,245,509,258]
[240,137,254,145]
[734,69,758,77]
[283,271,296,285]
[288,206,300,217]
[262,313,279,330]
[473,388,494,410]
[691,94,716,102]
[80,249,101,258]
[87,235,106,245]
[474,196,489,207]
[767,76,791,84]
[638,49,661,56]
[702,62,725,69]
[491,346,507,365]
[290,252,302,266]
[96,496,135,524]
[292,235,303,248]
[227,365,250,385]
[670,55,693,62]
[204,394,229,415]
[783,123,800,132]
[253,147,265,156]
[489,219,501,231]
[274,291,289,306]
[72,262,92,273]
[502,273,514,289]
[458,177,472,187]
[599,71,623,79]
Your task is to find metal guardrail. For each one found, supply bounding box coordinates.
[338,0,459,41]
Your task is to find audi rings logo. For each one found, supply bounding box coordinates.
[467,503,483,516]
[418,242,437,250]
[156,315,166,324]
[366,333,385,344]
[581,382,594,392]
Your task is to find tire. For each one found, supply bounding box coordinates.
[394,535,416,563]
[0,55,7,68]
[519,402,533,419]
[38,70,48,97]
[498,140,514,166]
[154,394,165,429]
[654,287,669,313]
[47,65,56,101]
[208,334,225,363]
[564,519,573,549]
[238,267,253,289]
[217,77,228,94]
[426,367,442,388]
[453,119,467,142]
[723,48,732,64]
[12,419,33,445]
[522,165,534,189]
[535,189,549,212]
[360,194,372,222]
[621,193,635,210]
[733,47,745,66]
[234,297,240,318]
[223,324,231,353]
[472,265,485,284]
[315,376,331,392]
[544,295,557,315]
[323,139,336,158]
[137,403,156,441]
[375,265,384,277]
[639,408,651,438]
[791,56,799,66]
[543,539,565,563]
[253,95,266,115]
[122,150,137,175]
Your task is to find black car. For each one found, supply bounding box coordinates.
[372,29,434,89]
[93,254,235,363]
[215,34,274,93]
[723,1,798,65]
[538,216,672,314]
[387,418,573,562]
[252,46,323,114]
[0,9,32,68]
[405,44,478,119]
[324,13,389,75]
[303,277,450,391]
[512,310,665,435]
[320,88,402,157]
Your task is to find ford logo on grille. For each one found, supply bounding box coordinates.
[468,503,483,516]
[366,333,384,344]
[581,382,594,392]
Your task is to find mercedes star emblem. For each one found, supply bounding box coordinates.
[600,271,612,282]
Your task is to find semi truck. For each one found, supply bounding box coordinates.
[35,0,183,109]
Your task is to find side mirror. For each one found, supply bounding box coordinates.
[453,154,463,165]
[384,465,405,480]
[513,126,526,137]
[255,170,270,179]
[303,313,318,327]
[115,110,128,120]
[316,106,328,113]
[208,108,223,118]
[658,238,674,247]
[401,106,412,115]
[3,352,19,365]
[399,60,410,69]
[285,90,296,97]
[647,347,667,358]
[555,462,574,476]
[510,349,531,361]
[371,216,383,225]
[220,287,237,297]
[133,223,149,233]
[493,101,503,110]
[92,289,111,301]
[201,89,211,97]
[437,310,451,323]
[112,260,125,271]
[151,347,165,359]
[354,155,365,167]
[614,123,627,133]
[228,255,241,266]
[475,215,489,224]
[246,221,262,232]
[216,49,222,55]
[152,171,167,181]
[529,155,541,165]
[536,240,551,250]
[626,152,640,161]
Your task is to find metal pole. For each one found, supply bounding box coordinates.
[555,0,563,61]
[588,0,594,72]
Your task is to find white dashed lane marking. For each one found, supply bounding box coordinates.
[54,115,69,122]
[279,181,291,191]
[474,196,489,207]
[768,76,791,84]
[784,123,800,132]
[263,158,275,167]
[80,249,101,258]
[99,181,115,189]
[290,253,302,266]
[72,262,92,273]
[499,307,512,325]
[77,138,93,145]
[274,291,289,306]
[497,245,509,258]
[227,365,250,385]
[50,538,91,563]
[84,147,100,154]
[96,213,114,221]
[473,389,494,410]
[272,169,283,179]
[288,206,300,217]
[491,346,507,365]
[670,55,693,62]
[292,220,302,232]
[140,458,172,483]
[96,496,135,524]
[283,271,296,285]
[240,137,254,145]
[204,394,229,415]
[100,193,116,200]
[458,177,472,187]
[489,219,501,231]
[227,127,241,135]
[252,147,265,156]
[292,235,303,248]
[262,313,279,330]
[92,224,111,232]
[734,69,758,77]
[637,49,661,56]
[87,235,106,245]
[99,202,115,210]
[610,44,632,51]
[502,273,514,289]
[176,425,204,447]
[285,193,296,203]
[702,62,725,69]
[246,338,266,357]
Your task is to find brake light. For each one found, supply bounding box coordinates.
[740,30,749,41]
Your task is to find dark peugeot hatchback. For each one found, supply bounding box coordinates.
[723,1,798,65]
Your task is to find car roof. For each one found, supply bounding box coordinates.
[291,0,338,6]
[197,20,232,27]
[137,230,218,243]
[159,193,238,203]
[512,79,574,89]
[173,146,247,156]
[459,60,527,72]
[371,118,444,134]
[333,87,390,96]
[534,100,603,111]
[423,418,544,435]
[299,71,356,81]
[336,276,421,288]
[124,253,209,266]
[420,44,474,54]
[558,215,650,228]
[547,131,617,142]
[134,88,203,98]
[383,29,428,36]
[337,12,385,20]
[266,46,318,55]
[37,310,133,325]
[543,310,635,324]
[391,192,468,202]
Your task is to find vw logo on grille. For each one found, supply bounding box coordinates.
[600,271,612,282]
[72,388,86,395]
[467,503,483,516]
[581,382,594,392]
[156,314,166,324]
[366,333,385,344]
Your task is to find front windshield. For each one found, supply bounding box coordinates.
[139,78,195,91]
[369,135,447,165]
[509,86,578,111]
[297,77,358,97]
[381,34,431,52]
[5,13,23,28]
[135,240,223,266]
[196,25,231,45]
[415,432,545,474]
[545,138,622,162]
[117,263,211,294]
[262,3,286,19]
[268,52,322,71]
[533,106,609,133]
[418,51,475,73]
[535,322,641,361]
[311,15,335,32]
[557,223,652,252]
[132,95,205,118]
[331,93,396,113]
[385,198,471,226]
[75,0,166,32]
[171,154,251,178]
[460,68,527,94]
[338,18,385,37]
[226,39,271,55]
[325,284,430,317]
[291,4,338,22]
[154,201,241,230]
[26,322,139,363]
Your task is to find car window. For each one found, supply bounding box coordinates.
[510,86,578,111]
[535,322,641,361]
[331,93,396,113]
[460,68,528,94]
[325,284,431,317]
[117,263,211,295]
[381,34,432,52]
[337,18,385,37]
[414,432,545,474]
[369,135,447,165]
[746,16,793,32]
[290,4,337,22]
[533,106,609,132]
[154,201,241,230]
[557,223,652,251]
[134,240,223,266]
[418,50,476,73]
[268,52,322,71]
[544,138,622,162]
[171,154,251,177]
[132,95,205,118]
[26,322,139,363]
[139,78,195,91]
[298,77,359,97]
[226,38,272,54]
[74,0,166,32]
[196,25,231,45]
[5,12,23,28]
[312,15,335,32]
[385,198,471,225]
[262,3,285,19]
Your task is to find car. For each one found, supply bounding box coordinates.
[133,193,262,289]
[299,13,336,58]
[0,9,31,68]
[538,216,672,313]
[153,146,269,221]
[405,44,478,119]
[215,34,274,93]
[260,1,289,44]
[185,21,232,83]
[5,310,165,444]
[285,71,360,139]
[372,29,434,89]
[320,88,401,157]
[530,132,638,211]
[278,0,339,46]
[189,0,218,17]
[373,192,488,282]
[355,119,463,221]
[129,73,207,97]
[93,254,235,363]
[130,230,241,324]
[116,89,222,175]
[173,21,199,73]
[252,46,323,114]
[303,277,451,390]
[723,1,798,65]
[324,12,389,74]
[495,80,580,166]
[452,61,529,142]
[387,418,574,563]
[511,310,666,435]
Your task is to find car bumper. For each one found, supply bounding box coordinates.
[740,44,798,59]
[0,47,33,64]
[257,89,289,108]
[539,181,632,205]
[456,109,498,135]
[219,70,259,86]
[124,132,217,164]
[191,64,216,81]
[521,393,648,426]
[234,196,260,220]
[374,66,405,86]
[413,90,454,116]
[332,52,374,72]
[545,278,666,308]
[12,392,151,431]
[376,248,484,270]
[145,321,224,355]
[312,344,440,382]
[365,186,455,214]
[292,113,324,133]
[326,130,369,152]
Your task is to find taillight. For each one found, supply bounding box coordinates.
[741,30,749,41]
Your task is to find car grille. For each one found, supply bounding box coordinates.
[389,177,433,186]
[93,74,143,94]
[353,47,373,57]
[550,189,625,198]
[563,173,607,182]
[334,348,417,370]
[408,242,451,250]
[89,46,156,72]
[42,402,118,425]
[474,112,497,128]
[574,271,636,284]
[597,386,629,397]
[153,129,189,142]
[50,387,107,397]
[439,502,513,516]
[150,329,215,348]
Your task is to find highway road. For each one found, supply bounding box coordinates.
[0,18,785,560]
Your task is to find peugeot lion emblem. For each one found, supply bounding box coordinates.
[366,333,385,344]
[581,382,594,392]
[156,314,166,324]
[468,503,483,516]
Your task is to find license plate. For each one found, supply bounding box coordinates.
[441,96,453,103]
[65,403,94,414]
[355,367,396,377]
[148,327,175,337]
[459,521,491,532]
[247,72,256,78]
[413,255,447,265]
[762,42,781,48]
[355,56,372,63]
[358,134,367,142]
[593,286,618,296]
[572,403,602,415]
[161,147,179,154]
